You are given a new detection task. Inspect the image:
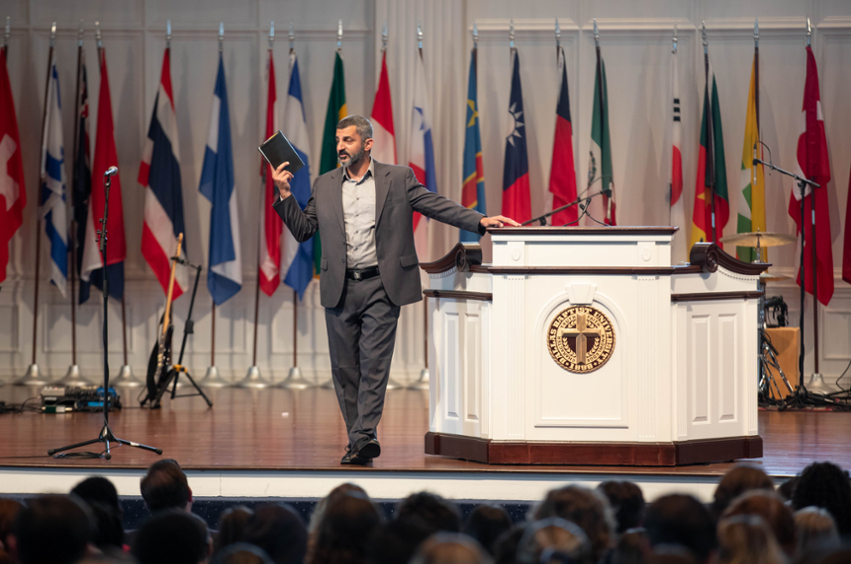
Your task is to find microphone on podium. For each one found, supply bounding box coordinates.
[104,166,119,177]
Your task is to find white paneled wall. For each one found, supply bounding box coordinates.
[1,0,850,385]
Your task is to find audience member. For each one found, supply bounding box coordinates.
[610,528,649,564]
[791,461,851,537]
[777,477,797,502]
[366,516,433,564]
[216,505,254,553]
[645,544,699,564]
[409,533,493,564]
[533,485,616,563]
[463,504,512,556]
[242,504,307,564]
[715,515,786,564]
[795,544,851,564]
[8,494,93,564]
[85,501,125,553]
[309,492,383,564]
[140,458,193,513]
[516,517,593,564]
[795,507,840,555]
[71,476,123,517]
[597,481,646,534]
[722,490,796,557]
[132,509,211,564]
[396,491,462,534]
[644,494,716,564]
[492,523,528,564]
[308,483,367,533]
[211,543,274,564]
[710,464,774,520]
[0,499,23,564]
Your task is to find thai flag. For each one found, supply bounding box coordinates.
[280,52,313,300]
[200,54,242,306]
[40,55,68,297]
[501,49,531,224]
[409,52,436,261]
[140,48,186,299]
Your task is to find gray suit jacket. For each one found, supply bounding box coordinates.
[273,161,485,308]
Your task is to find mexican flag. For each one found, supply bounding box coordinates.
[585,53,615,225]
[736,55,765,262]
[690,60,729,249]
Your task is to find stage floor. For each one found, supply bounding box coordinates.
[0,386,847,502]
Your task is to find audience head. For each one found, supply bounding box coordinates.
[409,533,492,564]
[722,490,796,556]
[611,528,650,564]
[311,491,383,564]
[533,485,616,563]
[9,494,93,564]
[140,458,193,513]
[0,499,23,564]
[715,515,786,564]
[243,504,307,564]
[85,501,124,551]
[463,505,512,556]
[791,461,851,536]
[644,494,716,564]
[71,476,122,515]
[597,480,646,534]
[645,544,699,564]
[795,507,840,555]
[216,505,254,552]
[132,509,210,564]
[711,465,774,519]
[308,483,367,533]
[396,491,462,534]
[211,543,274,564]
[492,523,528,564]
[516,517,593,564]
[367,516,434,564]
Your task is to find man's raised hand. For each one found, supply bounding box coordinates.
[272,162,294,200]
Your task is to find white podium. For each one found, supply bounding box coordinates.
[421,227,766,466]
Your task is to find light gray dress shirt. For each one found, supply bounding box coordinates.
[341,158,378,269]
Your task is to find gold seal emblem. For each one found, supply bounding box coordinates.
[547,305,615,373]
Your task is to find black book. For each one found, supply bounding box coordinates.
[258,130,305,175]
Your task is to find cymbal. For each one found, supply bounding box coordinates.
[760,272,790,282]
[720,231,797,247]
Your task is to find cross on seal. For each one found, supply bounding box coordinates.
[561,312,602,365]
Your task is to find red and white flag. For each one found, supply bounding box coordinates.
[844,166,851,286]
[370,51,396,165]
[788,46,833,306]
[258,50,281,296]
[547,46,577,226]
[670,45,686,261]
[0,47,25,283]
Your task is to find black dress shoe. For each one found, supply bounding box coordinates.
[341,449,371,466]
[356,438,381,460]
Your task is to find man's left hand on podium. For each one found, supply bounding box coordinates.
[480,215,521,229]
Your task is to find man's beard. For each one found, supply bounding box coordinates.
[339,143,366,169]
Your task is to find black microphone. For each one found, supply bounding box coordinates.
[752,142,758,184]
[104,166,119,177]
[579,197,591,211]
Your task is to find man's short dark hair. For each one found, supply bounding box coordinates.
[396,491,462,534]
[140,458,191,512]
[132,509,209,564]
[463,505,512,555]
[644,494,716,563]
[242,504,307,564]
[12,494,93,564]
[596,480,646,533]
[337,115,373,141]
[72,476,122,515]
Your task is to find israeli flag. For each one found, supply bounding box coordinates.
[40,57,68,297]
[199,54,242,305]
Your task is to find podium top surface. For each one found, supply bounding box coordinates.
[486,226,680,236]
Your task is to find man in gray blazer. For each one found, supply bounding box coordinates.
[272,115,517,465]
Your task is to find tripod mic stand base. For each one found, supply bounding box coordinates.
[408,368,430,390]
[53,365,93,387]
[235,366,271,389]
[274,367,313,389]
[111,365,144,387]
[805,373,834,396]
[13,364,51,386]
[199,366,231,388]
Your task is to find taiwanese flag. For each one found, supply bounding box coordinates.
[548,45,577,226]
[501,49,530,224]
[0,46,25,283]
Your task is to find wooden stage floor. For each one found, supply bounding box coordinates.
[0,385,847,501]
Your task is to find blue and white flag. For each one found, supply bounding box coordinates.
[40,54,68,297]
[281,52,314,300]
[199,54,242,305]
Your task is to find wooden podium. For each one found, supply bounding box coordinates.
[421,227,767,466]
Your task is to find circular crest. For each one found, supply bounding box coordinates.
[547,305,616,373]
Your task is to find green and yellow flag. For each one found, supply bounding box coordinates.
[736,56,765,262]
[315,51,347,274]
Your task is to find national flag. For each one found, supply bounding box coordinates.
[670,46,686,262]
[460,46,485,243]
[140,47,187,300]
[280,51,314,300]
[72,44,92,303]
[843,167,851,286]
[258,49,281,297]
[548,45,577,227]
[736,55,765,263]
[586,52,616,225]
[502,49,531,224]
[200,53,242,306]
[40,52,68,296]
[80,48,125,301]
[788,46,833,306]
[317,51,347,275]
[0,46,26,283]
[689,60,729,249]
[370,51,396,165]
[409,50,437,260]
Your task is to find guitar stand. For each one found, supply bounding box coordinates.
[149,260,212,409]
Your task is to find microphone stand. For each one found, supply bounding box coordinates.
[49,171,162,459]
[522,190,605,226]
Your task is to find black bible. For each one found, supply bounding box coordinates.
[258,130,305,175]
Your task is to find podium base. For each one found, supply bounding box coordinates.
[235,366,271,389]
[198,366,231,388]
[13,364,51,387]
[53,365,93,387]
[111,365,144,388]
[274,367,313,390]
[805,373,835,396]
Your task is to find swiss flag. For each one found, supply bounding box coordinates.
[0,47,26,283]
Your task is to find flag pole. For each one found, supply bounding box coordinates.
[16,22,56,386]
[702,22,716,243]
[806,18,820,377]
[593,19,612,225]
